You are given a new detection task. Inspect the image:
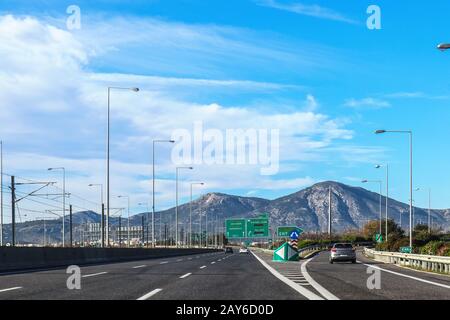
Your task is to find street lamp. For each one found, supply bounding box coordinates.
[362,179,383,236]
[88,183,104,247]
[176,166,193,247]
[153,139,175,247]
[437,43,450,51]
[375,129,413,249]
[117,195,130,247]
[375,164,389,240]
[190,182,204,247]
[48,167,66,246]
[106,86,139,247]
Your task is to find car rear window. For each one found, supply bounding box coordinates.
[334,243,353,248]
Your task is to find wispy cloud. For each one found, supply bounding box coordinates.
[344,97,391,109]
[256,0,358,24]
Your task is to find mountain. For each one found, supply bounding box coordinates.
[4,181,450,244]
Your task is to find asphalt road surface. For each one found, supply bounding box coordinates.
[0,251,306,300]
[1,249,449,300]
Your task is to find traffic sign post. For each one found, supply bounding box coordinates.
[400,246,412,253]
[246,217,269,238]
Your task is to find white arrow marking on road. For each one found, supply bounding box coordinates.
[82,272,108,278]
[180,273,192,279]
[137,288,163,300]
[0,287,22,293]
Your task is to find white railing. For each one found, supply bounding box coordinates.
[364,248,450,274]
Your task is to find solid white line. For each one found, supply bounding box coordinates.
[132,265,146,269]
[358,261,450,290]
[137,288,163,300]
[302,259,340,300]
[250,251,323,300]
[200,265,207,269]
[0,287,22,293]
[159,261,168,264]
[180,273,192,279]
[82,272,108,278]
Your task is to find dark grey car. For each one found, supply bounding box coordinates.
[329,243,356,264]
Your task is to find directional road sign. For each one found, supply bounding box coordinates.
[277,226,303,238]
[273,242,299,262]
[225,219,246,238]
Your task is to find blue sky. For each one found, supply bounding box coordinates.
[1,0,450,220]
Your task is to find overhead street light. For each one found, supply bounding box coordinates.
[375,129,413,249]
[437,43,450,51]
[152,139,175,247]
[375,164,389,241]
[190,182,204,247]
[362,179,383,236]
[175,166,193,247]
[106,86,139,247]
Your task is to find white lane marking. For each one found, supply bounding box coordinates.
[132,265,146,269]
[188,257,192,260]
[358,261,450,290]
[250,250,323,300]
[200,265,207,269]
[180,273,192,279]
[218,259,222,261]
[0,287,22,293]
[302,259,340,300]
[177,259,183,262]
[211,261,216,264]
[82,272,108,278]
[137,288,163,300]
[159,261,168,264]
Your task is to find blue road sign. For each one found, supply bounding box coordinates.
[289,230,299,240]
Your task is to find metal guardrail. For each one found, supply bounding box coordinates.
[364,248,450,275]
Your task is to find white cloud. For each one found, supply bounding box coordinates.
[0,15,379,219]
[256,0,358,24]
[344,97,391,109]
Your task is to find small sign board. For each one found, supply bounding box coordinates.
[400,246,412,254]
[277,226,303,238]
[375,233,383,243]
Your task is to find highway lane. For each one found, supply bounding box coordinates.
[304,250,450,300]
[0,251,306,300]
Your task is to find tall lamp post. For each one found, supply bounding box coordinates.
[375,129,413,248]
[106,86,139,247]
[375,164,389,240]
[176,166,193,247]
[362,179,383,235]
[118,195,130,247]
[48,167,66,246]
[190,182,204,247]
[152,139,175,247]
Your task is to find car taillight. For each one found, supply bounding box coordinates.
[331,248,337,252]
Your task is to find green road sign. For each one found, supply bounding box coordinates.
[277,226,303,237]
[375,233,383,243]
[246,217,269,238]
[273,242,299,262]
[225,219,246,238]
[400,246,412,253]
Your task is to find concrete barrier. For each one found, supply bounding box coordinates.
[0,247,219,273]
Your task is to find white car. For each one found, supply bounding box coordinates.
[239,247,249,254]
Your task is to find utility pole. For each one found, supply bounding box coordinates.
[69,204,73,247]
[118,216,122,247]
[0,140,3,246]
[101,203,105,247]
[141,215,145,247]
[11,175,15,246]
[328,186,331,237]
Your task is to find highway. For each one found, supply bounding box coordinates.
[0,249,449,300]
